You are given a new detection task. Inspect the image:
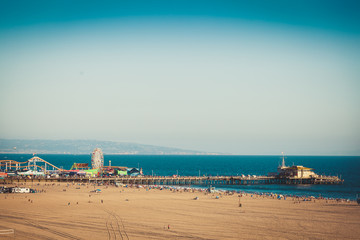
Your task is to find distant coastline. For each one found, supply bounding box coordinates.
[0,152,358,157]
[1,139,358,156]
[0,139,216,155]
[0,151,223,155]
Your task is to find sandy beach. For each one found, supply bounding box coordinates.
[0,182,359,240]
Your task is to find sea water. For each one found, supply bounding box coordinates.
[1,154,359,200]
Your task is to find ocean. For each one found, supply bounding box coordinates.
[1,154,359,200]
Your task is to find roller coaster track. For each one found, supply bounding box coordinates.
[0,156,64,171]
[28,157,64,171]
[0,159,28,164]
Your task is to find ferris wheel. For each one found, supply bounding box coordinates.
[91,148,104,169]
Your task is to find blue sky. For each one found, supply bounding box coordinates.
[0,0,359,155]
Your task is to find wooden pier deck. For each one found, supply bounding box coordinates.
[0,175,343,185]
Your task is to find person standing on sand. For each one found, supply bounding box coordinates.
[168,225,170,230]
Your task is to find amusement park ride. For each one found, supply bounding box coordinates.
[0,149,105,174]
[0,156,63,173]
[91,148,104,169]
[0,148,142,177]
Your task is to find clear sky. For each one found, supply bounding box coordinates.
[0,0,359,155]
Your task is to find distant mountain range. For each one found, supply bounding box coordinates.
[0,139,211,155]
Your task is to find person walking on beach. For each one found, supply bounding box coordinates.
[168,224,170,230]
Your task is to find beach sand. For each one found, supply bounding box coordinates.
[0,182,359,240]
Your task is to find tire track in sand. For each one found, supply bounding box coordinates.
[25,220,82,240]
[103,208,129,240]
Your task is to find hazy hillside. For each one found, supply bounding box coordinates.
[0,139,205,155]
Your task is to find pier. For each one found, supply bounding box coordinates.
[0,175,343,185]
[0,154,344,186]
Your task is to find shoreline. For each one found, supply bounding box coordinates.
[2,180,358,202]
[165,185,359,202]
[1,178,355,201]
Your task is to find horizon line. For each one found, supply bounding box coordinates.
[0,152,359,157]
